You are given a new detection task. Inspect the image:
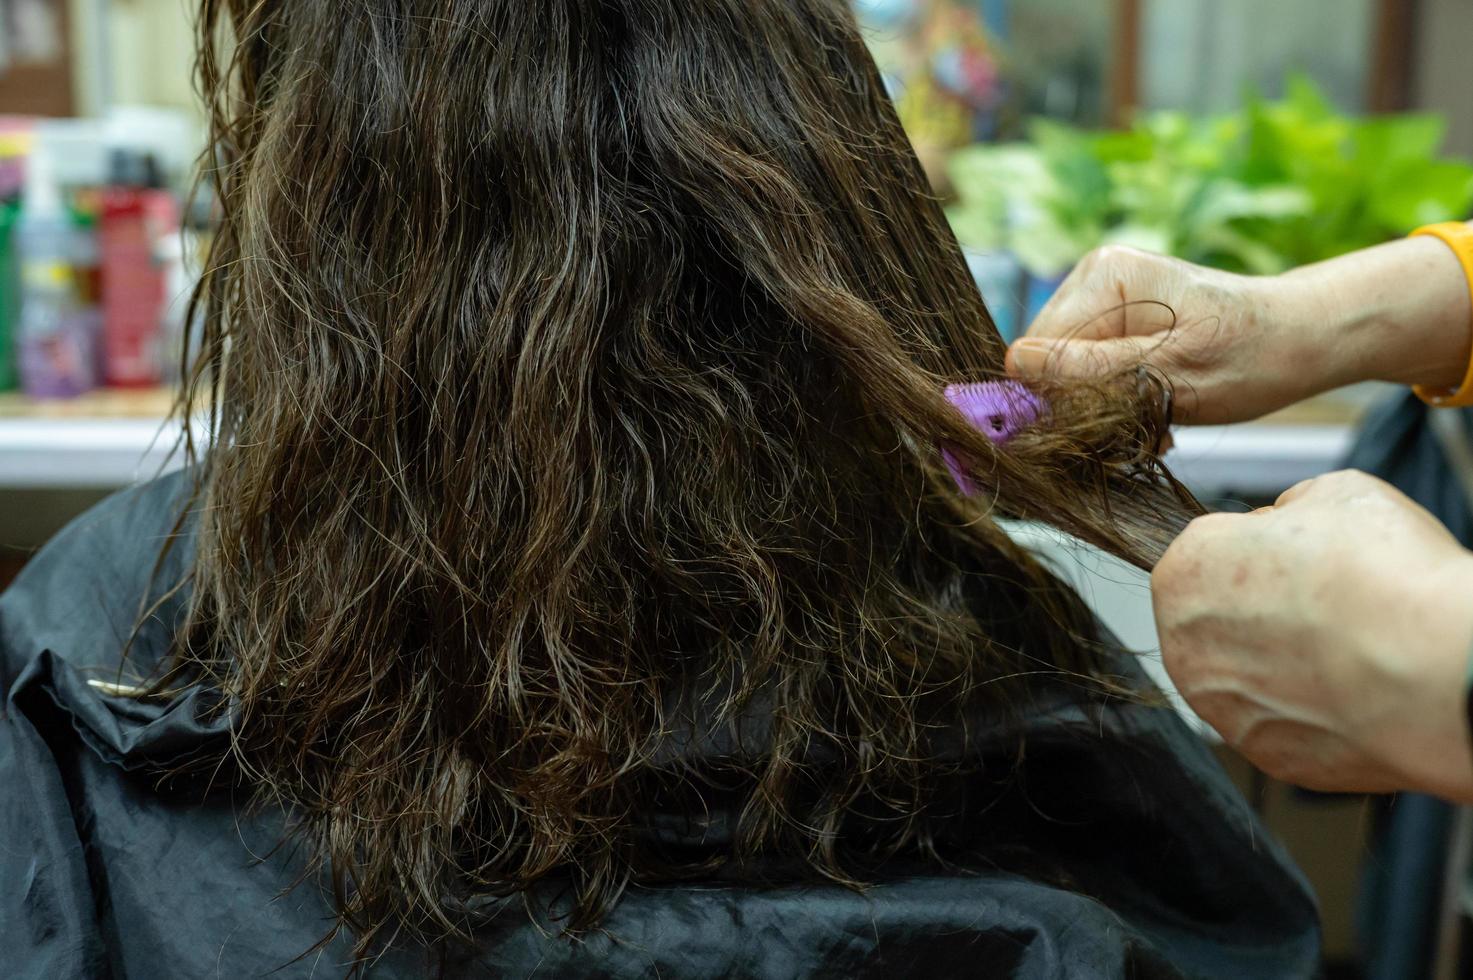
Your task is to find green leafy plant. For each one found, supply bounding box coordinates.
[946,76,1473,278]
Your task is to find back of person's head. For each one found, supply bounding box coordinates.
[174,0,1194,958]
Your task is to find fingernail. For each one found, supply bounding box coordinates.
[1008,339,1057,377]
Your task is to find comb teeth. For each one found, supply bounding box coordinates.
[941,380,1046,495]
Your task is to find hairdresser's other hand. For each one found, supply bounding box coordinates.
[1005,239,1471,425]
[1153,470,1473,802]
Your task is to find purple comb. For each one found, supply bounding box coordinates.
[941,380,1046,495]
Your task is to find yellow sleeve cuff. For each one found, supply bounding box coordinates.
[1411,221,1473,408]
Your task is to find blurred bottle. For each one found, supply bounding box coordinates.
[0,200,18,393]
[964,249,1024,342]
[100,149,172,388]
[69,188,105,307]
[14,145,99,399]
[157,226,195,386]
[0,130,28,392]
[162,180,216,387]
[854,0,921,31]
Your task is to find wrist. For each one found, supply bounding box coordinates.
[1286,237,1472,392]
[1248,269,1357,404]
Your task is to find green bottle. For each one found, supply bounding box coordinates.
[0,197,18,391]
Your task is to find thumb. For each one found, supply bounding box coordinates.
[1007,335,1156,381]
[1273,476,1322,509]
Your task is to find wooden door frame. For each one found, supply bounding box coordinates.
[1109,0,1422,123]
[1368,0,1420,111]
[1108,0,1140,126]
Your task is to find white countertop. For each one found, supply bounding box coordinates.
[0,415,186,489]
[0,413,1358,494]
[1166,423,1357,496]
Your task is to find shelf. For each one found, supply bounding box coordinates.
[0,390,184,489]
[0,416,184,489]
[0,390,1362,494]
[0,417,1355,495]
[0,388,178,419]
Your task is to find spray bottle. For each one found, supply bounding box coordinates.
[100,149,170,388]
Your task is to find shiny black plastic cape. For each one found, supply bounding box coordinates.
[0,476,1320,978]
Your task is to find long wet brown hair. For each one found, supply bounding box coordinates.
[172,0,1197,961]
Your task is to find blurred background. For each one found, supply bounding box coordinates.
[4,1,1473,976]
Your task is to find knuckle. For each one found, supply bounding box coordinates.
[1093,243,1140,265]
[1150,545,1185,594]
[1325,469,1378,493]
[1152,546,1191,594]
[1180,687,1247,739]
[1290,469,1378,508]
[1081,245,1128,278]
[1170,513,1226,550]
[1158,634,1194,679]
[1252,752,1299,786]
[1152,514,1237,602]
[1079,244,1130,274]
[1276,477,1318,504]
[1235,732,1306,786]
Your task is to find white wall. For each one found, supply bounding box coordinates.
[70,0,197,118]
[1141,0,1374,113]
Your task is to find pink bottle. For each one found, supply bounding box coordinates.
[100,150,174,388]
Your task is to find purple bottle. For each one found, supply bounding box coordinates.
[14,147,98,399]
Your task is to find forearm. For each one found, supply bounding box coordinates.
[1270,232,1472,395]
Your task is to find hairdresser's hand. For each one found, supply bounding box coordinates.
[1153,470,1473,802]
[1006,238,1472,424]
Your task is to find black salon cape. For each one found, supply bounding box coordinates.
[0,475,1320,979]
